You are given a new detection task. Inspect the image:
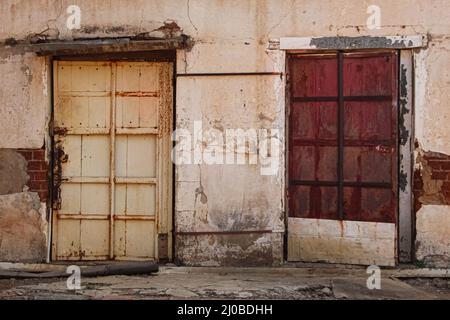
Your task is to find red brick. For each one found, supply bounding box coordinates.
[38,191,48,202]
[28,160,43,171]
[431,171,448,180]
[32,149,45,160]
[428,160,444,169]
[442,181,450,188]
[443,192,450,204]
[18,150,32,160]
[424,154,450,161]
[31,171,48,181]
[41,162,49,171]
[441,161,450,171]
[28,181,47,191]
[414,180,424,190]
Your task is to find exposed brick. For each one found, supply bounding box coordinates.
[18,150,32,160]
[32,149,45,161]
[441,161,450,171]
[15,148,49,202]
[423,152,449,161]
[31,171,47,181]
[442,180,450,188]
[28,181,47,191]
[28,160,43,171]
[427,160,444,169]
[38,191,48,201]
[415,150,450,211]
[431,171,448,180]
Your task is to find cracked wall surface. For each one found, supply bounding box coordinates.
[0,192,47,262]
[0,0,449,265]
[414,150,450,267]
[0,149,48,261]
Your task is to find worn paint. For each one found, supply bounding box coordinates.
[399,169,408,193]
[399,64,410,147]
[280,36,425,50]
[51,61,173,261]
[309,36,419,50]
[398,63,410,193]
[175,232,283,267]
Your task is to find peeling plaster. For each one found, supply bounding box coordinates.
[310,36,415,49]
[399,64,410,147]
[0,192,47,262]
[0,149,29,195]
[414,39,450,155]
[280,35,424,50]
[414,149,447,206]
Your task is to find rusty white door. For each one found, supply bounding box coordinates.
[52,61,173,261]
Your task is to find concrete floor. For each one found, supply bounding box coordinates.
[0,264,449,300]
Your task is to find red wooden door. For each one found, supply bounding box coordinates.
[288,51,398,223]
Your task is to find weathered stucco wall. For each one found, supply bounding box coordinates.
[413,33,450,267]
[414,151,450,267]
[0,0,449,265]
[174,73,285,265]
[0,192,47,262]
[415,205,450,268]
[0,149,47,262]
[0,53,48,149]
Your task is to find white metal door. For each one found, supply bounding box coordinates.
[52,61,173,261]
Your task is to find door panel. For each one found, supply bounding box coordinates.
[288,52,398,223]
[52,61,172,261]
[288,51,398,265]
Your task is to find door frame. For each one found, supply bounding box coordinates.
[48,51,176,262]
[280,36,421,263]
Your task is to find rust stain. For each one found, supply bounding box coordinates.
[52,142,66,210]
[53,126,69,136]
[158,63,173,136]
[153,21,182,38]
[116,91,159,97]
